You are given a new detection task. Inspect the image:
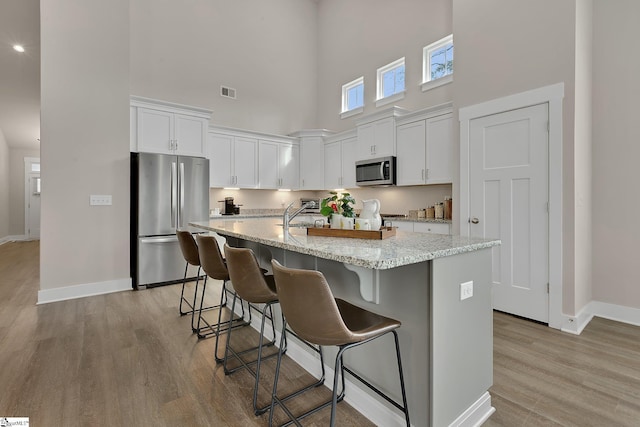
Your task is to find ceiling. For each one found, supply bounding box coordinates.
[0,0,40,150]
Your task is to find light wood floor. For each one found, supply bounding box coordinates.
[1,241,640,426]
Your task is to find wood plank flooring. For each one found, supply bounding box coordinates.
[1,241,640,426]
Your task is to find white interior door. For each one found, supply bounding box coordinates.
[469,103,549,322]
[24,157,41,240]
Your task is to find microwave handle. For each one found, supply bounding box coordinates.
[380,162,385,178]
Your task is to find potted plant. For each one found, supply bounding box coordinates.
[320,191,356,228]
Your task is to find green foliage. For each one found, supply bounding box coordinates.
[320,191,355,218]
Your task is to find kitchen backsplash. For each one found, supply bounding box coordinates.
[209,184,452,216]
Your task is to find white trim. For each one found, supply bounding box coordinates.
[447,392,495,427]
[560,303,594,335]
[37,278,132,304]
[0,235,28,245]
[459,82,564,329]
[375,91,405,108]
[421,74,453,92]
[589,301,640,328]
[340,106,363,119]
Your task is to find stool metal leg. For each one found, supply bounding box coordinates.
[195,276,248,340]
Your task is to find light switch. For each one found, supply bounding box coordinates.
[90,195,112,206]
[460,281,473,301]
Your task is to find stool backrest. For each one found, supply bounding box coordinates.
[224,244,278,304]
[271,259,350,346]
[177,230,199,266]
[195,234,229,281]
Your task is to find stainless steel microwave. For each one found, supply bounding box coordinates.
[355,156,396,186]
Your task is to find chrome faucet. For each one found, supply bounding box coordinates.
[283,200,316,232]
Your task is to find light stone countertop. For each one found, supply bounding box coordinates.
[191,217,500,270]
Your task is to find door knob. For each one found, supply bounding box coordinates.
[470,217,479,224]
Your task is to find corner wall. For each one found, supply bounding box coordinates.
[39,0,130,297]
[592,0,640,309]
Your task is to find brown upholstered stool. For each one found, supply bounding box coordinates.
[194,234,247,347]
[176,230,208,332]
[224,244,325,416]
[270,259,411,427]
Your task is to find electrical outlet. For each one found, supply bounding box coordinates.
[460,281,473,301]
[90,195,112,206]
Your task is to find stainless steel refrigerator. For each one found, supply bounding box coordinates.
[130,152,209,289]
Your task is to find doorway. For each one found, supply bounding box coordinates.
[459,83,564,329]
[468,103,549,322]
[24,157,40,240]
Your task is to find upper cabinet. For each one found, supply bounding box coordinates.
[205,130,258,188]
[355,107,409,161]
[396,104,454,186]
[130,96,211,157]
[324,130,357,189]
[258,139,299,190]
[292,130,332,191]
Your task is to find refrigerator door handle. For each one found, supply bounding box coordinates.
[140,236,179,244]
[179,162,185,228]
[171,161,177,228]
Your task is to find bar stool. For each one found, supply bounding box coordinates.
[223,244,326,416]
[270,260,411,427]
[176,230,206,333]
[194,234,247,348]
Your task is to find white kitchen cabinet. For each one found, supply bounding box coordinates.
[131,97,210,157]
[324,135,357,189]
[414,222,451,234]
[355,106,408,161]
[396,107,454,186]
[294,132,327,190]
[258,140,299,190]
[205,132,258,188]
[388,221,451,234]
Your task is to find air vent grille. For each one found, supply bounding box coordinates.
[221,86,237,99]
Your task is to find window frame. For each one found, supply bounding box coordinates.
[341,76,364,118]
[376,57,406,107]
[421,34,454,92]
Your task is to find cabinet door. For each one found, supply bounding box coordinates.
[341,137,357,189]
[280,143,299,190]
[234,137,258,188]
[393,222,414,232]
[357,117,396,160]
[206,133,233,187]
[174,114,206,157]
[414,222,451,235]
[324,141,342,189]
[137,108,173,154]
[396,120,426,186]
[425,113,454,184]
[299,137,324,190]
[258,140,279,189]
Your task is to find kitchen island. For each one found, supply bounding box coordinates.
[191,217,500,427]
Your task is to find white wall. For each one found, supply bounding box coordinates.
[316,0,453,133]
[40,0,130,292]
[9,148,40,236]
[0,129,9,239]
[452,0,580,315]
[573,0,593,313]
[592,0,640,309]
[129,0,318,136]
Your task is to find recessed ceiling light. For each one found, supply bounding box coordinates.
[13,45,25,53]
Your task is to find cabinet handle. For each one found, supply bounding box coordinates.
[174,139,178,151]
[302,178,305,187]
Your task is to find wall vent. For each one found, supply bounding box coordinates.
[220,86,237,99]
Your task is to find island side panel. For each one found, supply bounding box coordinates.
[431,248,493,426]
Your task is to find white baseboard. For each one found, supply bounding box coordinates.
[0,235,28,245]
[561,300,640,334]
[589,301,640,327]
[448,392,495,427]
[37,278,132,304]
